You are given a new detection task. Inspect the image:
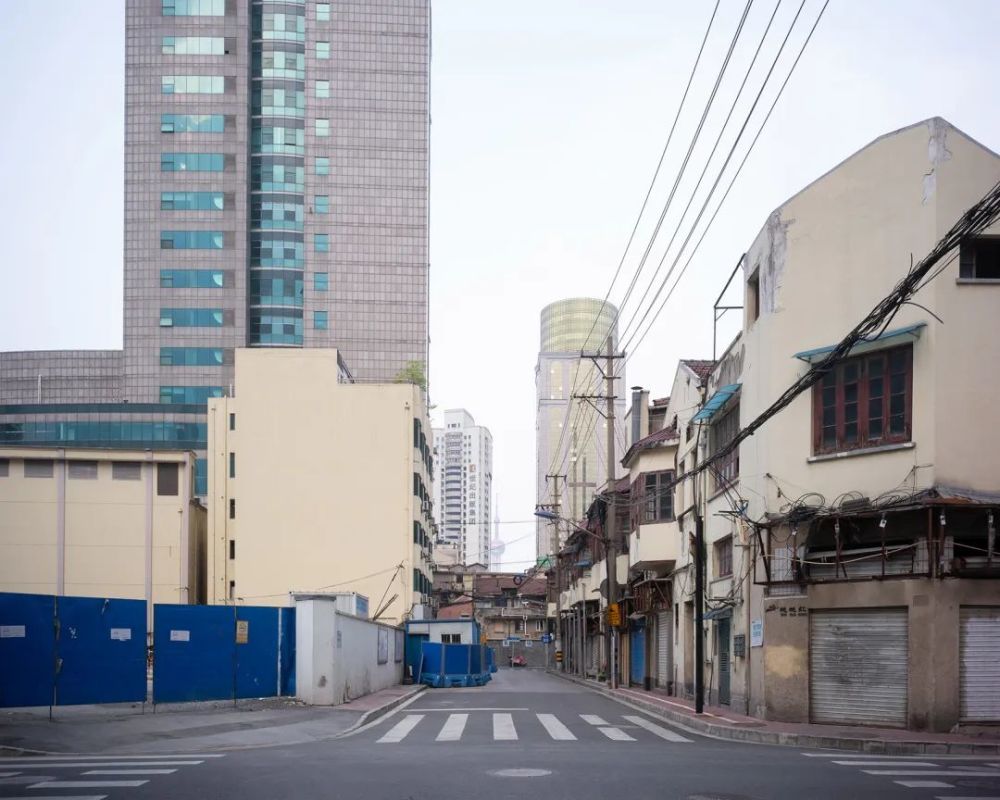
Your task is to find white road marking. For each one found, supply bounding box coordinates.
[895,781,954,788]
[834,761,939,767]
[580,714,608,726]
[803,753,1000,760]
[10,754,222,760]
[1,762,203,769]
[83,770,178,776]
[0,796,108,800]
[935,797,1000,799]
[493,713,517,740]
[419,707,530,711]
[30,781,149,789]
[0,772,21,777]
[864,770,1000,777]
[598,727,635,742]
[537,714,576,741]
[436,714,468,742]
[622,715,693,743]
[378,714,424,743]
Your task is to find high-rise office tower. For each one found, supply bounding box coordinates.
[1,0,430,493]
[432,409,493,566]
[535,298,626,562]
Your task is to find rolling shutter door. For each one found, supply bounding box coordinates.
[810,609,908,727]
[960,607,1000,721]
[657,610,671,688]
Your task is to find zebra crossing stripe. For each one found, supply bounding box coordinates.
[493,713,518,740]
[622,715,693,743]
[436,714,468,742]
[537,714,576,741]
[598,726,635,742]
[580,714,608,726]
[378,714,424,743]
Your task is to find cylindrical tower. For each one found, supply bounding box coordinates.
[540,297,619,354]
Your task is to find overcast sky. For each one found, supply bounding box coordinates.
[2,1,998,573]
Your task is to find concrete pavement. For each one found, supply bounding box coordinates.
[4,669,998,800]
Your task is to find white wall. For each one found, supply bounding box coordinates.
[295,598,403,705]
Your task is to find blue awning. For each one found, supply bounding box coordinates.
[692,384,741,423]
[793,323,926,364]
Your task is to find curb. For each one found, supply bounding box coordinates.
[552,671,1000,755]
[338,685,426,736]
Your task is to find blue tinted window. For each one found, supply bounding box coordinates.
[315,157,330,176]
[317,3,330,21]
[251,160,304,192]
[251,198,303,230]
[159,386,225,404]
[314,272,329,291]
[314,311,328,330]
[162,75,227,94]
[161,114,225,134]
[160,269,225,288]
[249,312,303,345]
[195,458,207,495]
[160,348,225,366]
[315,195,329,213]
[316,41,330,58]
[161,153,226,172]
[250,275,303,307]
[161,230,227,249]
[161,192,225,211]
[162,0,226,15]
[252,50,305,79]
[160,308,225,327]
[251,86,305,117]
[162,36,226,55]
[315,119,330,137]
[314,234,329,253]
[0,420,206,450]
[252,7,306,41]
[250,233,304,267]
[251,125,305,155]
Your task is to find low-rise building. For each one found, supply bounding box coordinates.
[206,349,434,625]
[0,446,205,633]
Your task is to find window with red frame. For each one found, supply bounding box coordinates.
[813,345,912,454]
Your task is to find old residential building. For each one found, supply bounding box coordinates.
[206,349,434,624]
[0,447,205,634]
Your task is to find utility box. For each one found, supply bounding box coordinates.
[291,591,368,619]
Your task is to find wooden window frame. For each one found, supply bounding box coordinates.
[711,405,740,488]
[812,344,913,455]
[640,470,675,524]
[715,536,733,578]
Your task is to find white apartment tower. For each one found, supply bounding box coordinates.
[433,409,493,566]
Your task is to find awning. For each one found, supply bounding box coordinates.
[692,384,741,422]
[793,322,926,364]
[703,607,733,621]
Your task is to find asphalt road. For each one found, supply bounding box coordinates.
[2,670,998,800]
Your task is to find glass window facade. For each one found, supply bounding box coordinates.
[162,36,226,55]
[315,80,330,98]
[251,233,304,267]
[251,159,304,191]
[0,420,207,450]
[253,9,306,41]
[159,386,226,404]
[160,230,227,249]
[251,125,305,155]
[314,311,328,330]
[162,75,227,94]
[251,86,305,118]
[314,233,329,252]
[250,274,303,307]
[253,50,304,79]
[161,153,226,172]
[249,312,303,345]
[160,308,225,327]
[317,3,330,21]
[159,347,225,366]
[314,195,329,213]
[316,41,330,58]
[161,192,225,211]
[160,114,225,134]
[251,197,303,230]
[162,0,226,16]
[314,157,329,175]
[160,269,225,288]
[315,118,330,137]
[314,272,329,291]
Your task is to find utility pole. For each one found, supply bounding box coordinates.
[692,430,705,714]
[545,473,565,670]
[603,337,619,690]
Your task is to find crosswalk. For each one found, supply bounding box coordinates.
[0,752,223,800]
[375,711,693,745]
[802,751,1000,798]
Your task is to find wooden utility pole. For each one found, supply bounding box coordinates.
[545,473,565,668]
[604,337,619,690]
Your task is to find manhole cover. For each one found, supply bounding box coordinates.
[488,768,552,778]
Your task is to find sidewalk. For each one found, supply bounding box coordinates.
[555,672,1000,754]
[0,684,423,755]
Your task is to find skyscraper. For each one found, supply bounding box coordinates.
[535,298,626,562]
[432,409,493,566]
[0,0,430,493]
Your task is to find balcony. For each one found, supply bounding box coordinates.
[629,520,681,571]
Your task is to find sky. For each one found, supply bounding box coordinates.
[2,1,999,573]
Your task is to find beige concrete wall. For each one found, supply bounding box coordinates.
[207,349,434,625]
[0,448,203,623]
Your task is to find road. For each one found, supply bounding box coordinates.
[2,670,998,800]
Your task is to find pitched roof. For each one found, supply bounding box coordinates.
[621,422,679,466]
[682,359,715,384]
[651,396,670,408]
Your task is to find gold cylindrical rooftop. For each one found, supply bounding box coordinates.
[540,297,619,353]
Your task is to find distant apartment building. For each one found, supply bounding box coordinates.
[535,298,626,561]
[432,410,493,566]
[0,447,204,633]
[206,349,434,625]
[0,0,430,497]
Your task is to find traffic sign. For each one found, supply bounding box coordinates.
[555,650,563,662]
[607,602,622,627]
[540,633,553,644]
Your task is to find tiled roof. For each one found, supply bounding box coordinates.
[682,359,715,384]
[473,574,547,597]
[651,396,670,408]
[621,422,679,465]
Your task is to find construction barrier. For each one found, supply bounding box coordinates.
[416,641,493,688]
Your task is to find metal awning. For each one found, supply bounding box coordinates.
[793,322,926,364]
[703,607,733,621]
[692,384,741,422]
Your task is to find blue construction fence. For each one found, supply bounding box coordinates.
[416,641,495,688]
[0,592,295,708]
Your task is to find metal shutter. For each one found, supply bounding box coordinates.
[809,608,908,727]
[960,607,1000,721]
[657,610,671,688]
